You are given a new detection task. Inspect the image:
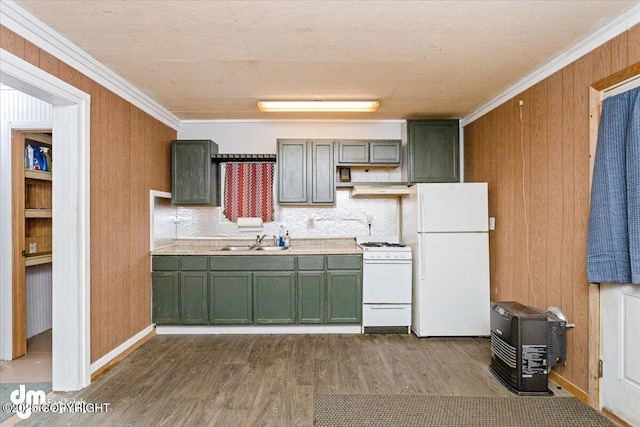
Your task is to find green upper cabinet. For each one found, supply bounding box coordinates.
[277,139,307,204]
[370,140,401,164]
[278,139,335,205]
[171,139,220,206]
[310,140,335,204]
[405,120,459,183]
[336,140,401,166]
[337,140,369,163]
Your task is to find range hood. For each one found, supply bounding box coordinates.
[351,185,410,197]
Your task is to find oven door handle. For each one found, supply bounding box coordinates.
[363,260,412,265]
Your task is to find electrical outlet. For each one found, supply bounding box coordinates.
[308,218,315,228]
[489,217,496,231]
[29,243,37,254]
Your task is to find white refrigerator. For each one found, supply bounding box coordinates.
[401,183,490,337]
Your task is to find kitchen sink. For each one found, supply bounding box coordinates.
[218,245,290,251]
[255,246,290,251]
[219,245,257,251]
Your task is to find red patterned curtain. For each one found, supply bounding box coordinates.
[224,162,274,222]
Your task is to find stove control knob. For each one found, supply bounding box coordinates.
[394,253,399,258]
[385,253,390,258]
[400,253,405,258]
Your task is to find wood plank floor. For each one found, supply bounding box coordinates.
[19,334,571,426]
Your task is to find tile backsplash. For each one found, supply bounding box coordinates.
[176,189,399,239]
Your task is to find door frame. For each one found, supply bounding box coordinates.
[588,62,640,410]
[0,48,91,391]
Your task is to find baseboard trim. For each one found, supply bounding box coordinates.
[548,370,589,403]
[602,407,632,427]
[90,325,156,381]
[155,324,362,335]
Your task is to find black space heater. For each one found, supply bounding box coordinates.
[489,301,569,396]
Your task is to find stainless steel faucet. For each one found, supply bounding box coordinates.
[256,234,267,246]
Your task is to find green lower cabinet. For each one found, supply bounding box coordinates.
[152,272,179,324]
[253,272,296,324]
[327,271,362,323]
[297,272,325,324]
[209,272,252,324]
[180,271,208,324]
[152,254,362,326]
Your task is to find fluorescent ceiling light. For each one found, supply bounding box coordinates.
[257,100,379,112]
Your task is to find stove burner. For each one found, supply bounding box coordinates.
[360,242,406,248]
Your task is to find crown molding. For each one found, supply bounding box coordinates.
[180,119,406,124]
[0,0,181,130]
[461,3,640,127]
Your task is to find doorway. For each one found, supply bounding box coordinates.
[589,66,640,425]
[0,48,91,391]
[9,127,53,359]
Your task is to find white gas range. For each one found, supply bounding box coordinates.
[357,236,412,334]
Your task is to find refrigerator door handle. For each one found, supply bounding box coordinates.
[419,237,426,281]
[419,191,425,232]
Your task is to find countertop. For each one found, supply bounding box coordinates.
[151,237,362,256]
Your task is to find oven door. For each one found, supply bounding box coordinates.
[362,259,412,304]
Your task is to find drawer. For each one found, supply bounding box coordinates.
[297,255,325,270]
[362,304,411,327]
[180,256,208,271]
[327,255,361,270]
[152,256,179,271]
[210,255,295,271]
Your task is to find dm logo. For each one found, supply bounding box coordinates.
[10,384,46,419]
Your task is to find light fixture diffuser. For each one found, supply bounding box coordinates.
[257,100,379,112]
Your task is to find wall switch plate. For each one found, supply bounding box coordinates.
[29,243,37,254]
[489,217,496,231]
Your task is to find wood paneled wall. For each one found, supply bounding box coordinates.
[464,25,640,393]
[1,26,177,363]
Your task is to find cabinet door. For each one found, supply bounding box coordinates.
[337,140,369,163]
[209,272,253,324]
[310,140,335,204]
[298,272,325,324]
[152,272,179,324]
[327,271,362,323]
[407,120,459,183]
[172,140,219,205]
[370,140,401,165]
[253,272,296,324]
[180,271,208,324]
[278,139,308,204]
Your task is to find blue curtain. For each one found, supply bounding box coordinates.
[587,86,640,284]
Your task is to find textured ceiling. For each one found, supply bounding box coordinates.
[15,0,639,120]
